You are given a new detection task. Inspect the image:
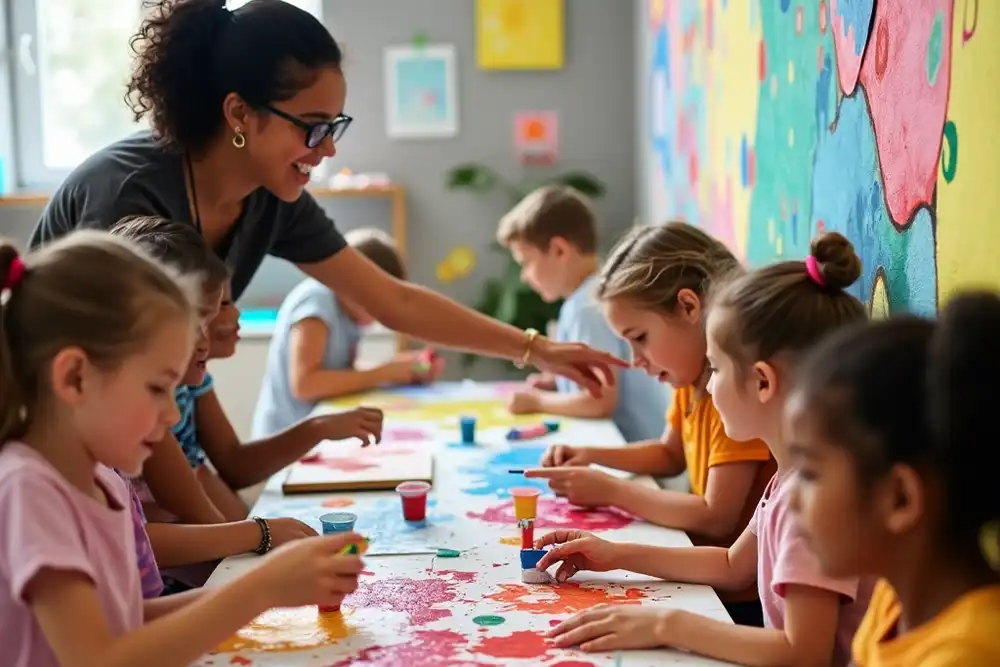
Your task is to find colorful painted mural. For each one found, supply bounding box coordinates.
[644,0,999,314]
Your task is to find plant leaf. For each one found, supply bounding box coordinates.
[446,164,498,192]
[549,171,607,199]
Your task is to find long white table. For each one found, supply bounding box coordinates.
[195,382,738,666]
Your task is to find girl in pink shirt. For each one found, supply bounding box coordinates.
[0,233,365,667]
[536,232,874,666]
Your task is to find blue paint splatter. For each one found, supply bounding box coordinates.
[779,0,791,12]
[810,95,937,314]
[740,134,749,187]
[460,446,551,498]
[355,497,455,551]
[833,0,875,56]
[815,53,834,135]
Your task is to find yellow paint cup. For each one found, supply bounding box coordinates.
[510,487,541,521]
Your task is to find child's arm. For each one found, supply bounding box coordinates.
[288,318,414,399]
[145,517,316,567]
[508,382,618,419]
[142,433,225,524]
[558,426,687,476]
[196,390,382,490]
[143,589,205,621]
[537,526,758,592]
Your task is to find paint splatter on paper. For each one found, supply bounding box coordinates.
[468,497,634,532]
[344,577,463,626]
[484,582,646,614]
[328,630,482,667]
[213,606,351,653]
[460,445,550,497]
[470,629,556,660]
[322,498,356,508]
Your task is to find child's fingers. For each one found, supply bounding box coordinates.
[545,608,592,638]
[554,560,578,582]
[319,532,364,552]
[552,616,615,648]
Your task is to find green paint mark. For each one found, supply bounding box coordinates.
[941,120,958,183]
[437,548,461,558]
[472,615,506,627]
[927,11,944,85]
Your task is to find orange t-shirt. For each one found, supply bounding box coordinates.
[667,386,776,602]
[853,579,1000,667]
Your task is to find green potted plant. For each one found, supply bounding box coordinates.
[444,163,607,368]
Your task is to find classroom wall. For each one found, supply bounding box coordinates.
[0,0,636,314]
[637,0,1000,315]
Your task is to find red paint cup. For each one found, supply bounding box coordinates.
[396,481,431,522]
[319,603,341,613]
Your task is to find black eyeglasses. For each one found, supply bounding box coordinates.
[264,105,353,149]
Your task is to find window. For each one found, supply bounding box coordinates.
[6,0,323,189]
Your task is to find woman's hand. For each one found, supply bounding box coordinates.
[266,517,318,548]
[547,605,670,651]
[531,338,627,398]
[310,407,384,446]
[253,532,365,609]
[534,530,623,582]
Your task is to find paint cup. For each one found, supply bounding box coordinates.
[396,481,431,522]
[319,511,357,534]
[459,416,476,444]
[519,548,547,570]
[511,487,541,521]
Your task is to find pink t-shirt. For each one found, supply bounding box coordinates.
[750,473,875,667]
[0,443,144,667]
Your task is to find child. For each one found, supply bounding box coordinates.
[112,218,384,525]
[497,186,669,443]
[534,233,873,665]
[252,228,442,438]
[786,293,1000,666]
[527,221,774,626]
[0,233,364,667]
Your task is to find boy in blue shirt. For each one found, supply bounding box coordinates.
[498,186,668,442]
[253,228,442,438]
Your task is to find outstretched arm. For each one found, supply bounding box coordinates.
[141,434,225,524]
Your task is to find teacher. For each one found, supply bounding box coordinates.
[30,0,624,393]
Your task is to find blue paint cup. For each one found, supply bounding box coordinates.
[519,548,547,570]
[459,416,476,444]
[319,511,357,534]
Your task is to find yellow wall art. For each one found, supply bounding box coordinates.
[476,0,564,70]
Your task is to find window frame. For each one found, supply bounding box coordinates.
[4,0,323,190]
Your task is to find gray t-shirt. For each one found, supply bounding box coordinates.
[29,132,346,300]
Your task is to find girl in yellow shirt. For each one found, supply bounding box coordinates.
[785,292,1000,667]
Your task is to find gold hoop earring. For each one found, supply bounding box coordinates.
[232,128,246,149]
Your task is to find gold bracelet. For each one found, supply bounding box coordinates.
[515,328,540,369]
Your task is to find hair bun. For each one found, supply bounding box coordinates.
[809,232,862,290]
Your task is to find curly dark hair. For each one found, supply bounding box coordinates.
[126,0,343,153]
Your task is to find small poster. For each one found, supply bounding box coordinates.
[514,111,559,165]
[384,45,458,139]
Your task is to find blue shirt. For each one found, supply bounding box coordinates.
[252,278,362,438]
[172,374,214,468]
[555,274,669,442]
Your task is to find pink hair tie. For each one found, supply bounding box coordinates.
[3,257,26,291]
[804,255,826,287]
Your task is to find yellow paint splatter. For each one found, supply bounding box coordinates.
[326,396,539,430]
[215,606,352,653]
[498,536,521,546]
[787,59,795,84]
[869,271,890,320]
[435,246,477,285]
[788,127,795,148]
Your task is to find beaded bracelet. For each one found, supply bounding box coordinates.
[252,516,272,555]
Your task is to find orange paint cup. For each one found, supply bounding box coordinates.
[511,487,541,520]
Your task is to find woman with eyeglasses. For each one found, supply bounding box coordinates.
[29,0,625,394]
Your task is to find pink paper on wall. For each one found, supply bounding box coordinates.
[513,111,558,165]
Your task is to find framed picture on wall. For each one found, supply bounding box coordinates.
[384,45,459,139]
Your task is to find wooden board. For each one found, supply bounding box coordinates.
[281,441,434,494]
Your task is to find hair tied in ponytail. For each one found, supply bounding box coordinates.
[804,255,826,287]
[2,256,25,292]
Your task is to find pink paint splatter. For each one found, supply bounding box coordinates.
[360,569,375,576]
[470,630,554,660]
[551,662,598,667]
[435,570,477,583]
[858,0,952,226]
[467,497,634,532]
[829,0,873,94]
[328,630,488,667]
[343,577,461,626]
[492,563,503,568]
[300,456,378,472]
[383,426,431,441]
[229,657,252,666]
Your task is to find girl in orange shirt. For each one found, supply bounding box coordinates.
[786,292,1000,667]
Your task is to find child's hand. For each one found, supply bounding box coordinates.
[541,444,590,467]
[267,517,319,548]
[311,407,384,446]
[524,467,622,507]
[526,373,557,391]
[254,531,365,609]
[547,605,670,651]
[507,390,541,415]
[534,530,622,582]
[378,352,423,385]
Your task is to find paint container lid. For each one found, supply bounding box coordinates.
[519,548,547,570]
[510,487,541,498]
[459,415,476,424]
[319,511,357,530]
[396,480,431,496]
[543,420,560,430]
